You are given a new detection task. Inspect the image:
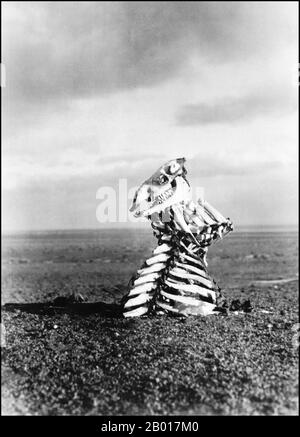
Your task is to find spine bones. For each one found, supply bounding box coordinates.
[122,200,232,317]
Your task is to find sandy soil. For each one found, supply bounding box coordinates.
[1,229,299,415]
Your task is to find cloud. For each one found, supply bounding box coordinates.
[97,153,167,166]
[3,1,297,105]
[2,2,298,230]
[2,153,297,231]
[2,151,169,192]
[187,154,286,178]
[176,86,297,125]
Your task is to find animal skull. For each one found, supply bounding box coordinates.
[130,158,191,218]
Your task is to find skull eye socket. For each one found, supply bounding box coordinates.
[159,174,168,184]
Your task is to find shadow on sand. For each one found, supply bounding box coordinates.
[2,301,122,317]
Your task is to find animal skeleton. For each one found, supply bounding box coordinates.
[122,158,233,317]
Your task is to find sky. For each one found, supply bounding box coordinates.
[2,1,298,231]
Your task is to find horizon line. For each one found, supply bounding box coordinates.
[2,223,299,235]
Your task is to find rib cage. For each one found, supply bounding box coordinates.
[122,216,173,318]
[122,199,233,317]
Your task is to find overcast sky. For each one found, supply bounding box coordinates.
[2,1,298,231]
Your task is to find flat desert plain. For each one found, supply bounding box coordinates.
[1,228,299,415]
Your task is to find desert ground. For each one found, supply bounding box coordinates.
[1,228,299,415]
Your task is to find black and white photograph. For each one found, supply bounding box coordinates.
[1,1,298,417]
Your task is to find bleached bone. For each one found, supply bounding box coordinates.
[121,158,233,317]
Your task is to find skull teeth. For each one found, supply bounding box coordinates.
[156,189,173,204]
